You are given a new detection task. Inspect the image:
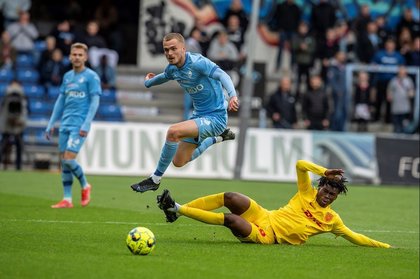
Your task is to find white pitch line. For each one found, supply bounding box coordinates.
[1,219,419,234]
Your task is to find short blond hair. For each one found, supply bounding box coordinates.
[163,33,185,44]
[70,42,88,53]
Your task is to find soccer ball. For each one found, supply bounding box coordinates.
[126,227,156,255]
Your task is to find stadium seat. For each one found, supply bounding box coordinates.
[47,86,61,99]
[24,85,45,100]
[34,40,47,52]
[101,89,117,103]
[0,69,14,83]
[16,54,35,69]
[29,101,53,116]
[98,104,123,121]
[17,69,40,84]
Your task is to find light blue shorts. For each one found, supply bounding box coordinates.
[58,127,87,154]
[183,112,227,145]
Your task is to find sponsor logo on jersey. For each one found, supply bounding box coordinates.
[303,209,323,228]
[185,84,204,94]
[67,91,86,98]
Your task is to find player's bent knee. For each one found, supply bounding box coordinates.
[166,126,182,141]
[172,159,187,168]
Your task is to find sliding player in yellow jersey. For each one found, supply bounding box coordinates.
[157,160,390,248]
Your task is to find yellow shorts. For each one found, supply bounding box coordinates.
[235,198,276,244]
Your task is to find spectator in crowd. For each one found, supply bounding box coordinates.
[265,76,297,129]
[387,66,415,134]
[0,30,17,69]
[6,11,38,53]
[269,0,301,70]
[40,48,67,87]
[37,36,56,72]
[328,51,348,132]
[185,27,203,54]
[225,14,245,54]
[396,8,420,39]
[50,19,76,56]
[291,21,316,100]
[81,21,107,49]
[310,0,337,43]
[335,21,356,62]
[94,0,123,54]
[375,16,390,49]
[356,21,380,63]
[207,30,239,71]
[318,28,339,82]
[0,0,31,28]
[302,75,329,130]
[352,4,371,37]
[221,0,248,32]
[94,54,116,90]
[406,36,420,66]
[371,38,405,123]
[0,80,27,170]
[397,27,413,61]
[353,71,372,132]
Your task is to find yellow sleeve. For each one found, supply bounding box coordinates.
[333,220,391,248]
[296,160,328,192]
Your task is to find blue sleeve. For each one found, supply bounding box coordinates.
[46,94,65,132]
[211,67,237,98]
[80,95,100,132]
[89,72,102,96]
[144,73,169,88]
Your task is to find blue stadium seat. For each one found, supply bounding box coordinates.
[16,54,35,69]
[0,69,14,83]
[29,101,53,116]
[47,86,61,99]
[34,40,47,52]
[17,69,40,84]
[98,104,123,121]
[24,85,45,99]
[101,89,117,103]
[0,83,8,97]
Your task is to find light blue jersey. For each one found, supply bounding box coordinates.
[163,52,229,116]
[59,68,102,128]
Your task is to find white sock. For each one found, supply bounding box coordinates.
[63,197,72,203]
[215,136,223,143]
[167,202,181,213]
[151,174,161,184]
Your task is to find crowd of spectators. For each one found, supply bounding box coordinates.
[183,0,419,134]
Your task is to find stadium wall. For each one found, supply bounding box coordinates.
[77,122,419,185]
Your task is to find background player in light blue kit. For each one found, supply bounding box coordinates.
[131,33,239,193]
[46,43,102,208]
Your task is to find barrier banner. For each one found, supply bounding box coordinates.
[376,136,419,185]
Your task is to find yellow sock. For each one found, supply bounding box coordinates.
[179,206,224,225]
[184,192,224,210]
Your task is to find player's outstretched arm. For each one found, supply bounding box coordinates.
[144,73,169,88]
[334,224,391,248]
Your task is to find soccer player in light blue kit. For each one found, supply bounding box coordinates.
[131,33,239,193]
[46,43,102,208]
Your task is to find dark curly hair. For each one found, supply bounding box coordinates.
[318,176,348,195]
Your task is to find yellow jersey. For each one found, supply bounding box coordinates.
[268,160,390,248]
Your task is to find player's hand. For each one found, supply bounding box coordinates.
[324,169,344,181]
[145,73,156,80]
[79,130,88,137]
[228,96,239,111]
[45,128,54,141]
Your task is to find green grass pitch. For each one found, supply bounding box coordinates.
[0,171,418,279]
